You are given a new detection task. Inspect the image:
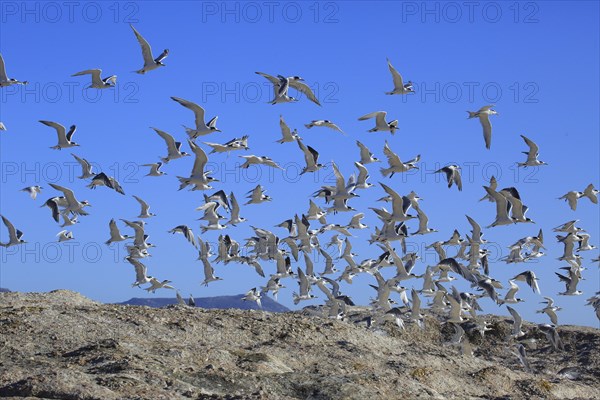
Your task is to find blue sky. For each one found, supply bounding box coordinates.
[1,1,598,327]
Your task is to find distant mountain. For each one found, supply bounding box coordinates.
[0,288,11,293]
[118,293,290,312]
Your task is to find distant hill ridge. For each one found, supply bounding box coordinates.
[119,293,290,312]
[0,289,288,312]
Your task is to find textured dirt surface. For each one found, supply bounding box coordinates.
[0,290,599,399]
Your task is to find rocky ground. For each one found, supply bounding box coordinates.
[0,290,599,400]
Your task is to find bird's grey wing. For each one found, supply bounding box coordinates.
[507,306,522,327]
[374,111,388,128]
[320,247,333,262]
[0,54,8,82]
[358,111,382,121]
[299,268,311,294]
[71,153,91,172]
[49,183,77,205]
[506,285,518,300]
[289,80,321,106]
[188,228,197,248]
[130,258,147,282]
[171,97,206,128]
[466,215,481,238]
[479,105,495,112]
[387,58,404,89]
[133,195,150,214]
[567,194,578,211]
[189,141,208,176]
[417,209,429,232]
[152,127,179,154]
[251,185,262,201]
[479,113,492,149]
[332,162,346,192]
[297,140,313,166]
[279,115,291,138]
[256,71,280,86]
[380,183,402,215]
[486,187,508,219]
[329,122,344,133]
[383,142,402,167]
[356,141,370,161]
[411,289,421,312]
[71,69,99,77]
[130,24,154,65]
[1,215,17,239]
[454,169,463,191]
[355,162,368,181]
[316,279,334,301]
[230,192,240,215]
[72,69,102,85]
[348,213,361,227]
[521,135,539,156]
[108,219,120,238]
[584,184,598,204]
[202,258,214,279]
[40,120,67,143]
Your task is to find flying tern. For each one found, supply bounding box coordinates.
[358,111,398,134]
[467,105,498,149]
[385,58,413,95]
[71,69,116,89]
[0,215,26,247]
[518,135,547,167]
[0,53,28,86]
[171,96,220,138]
[39,120,79,150]
[304,120,344,134]
[130,24,169,74]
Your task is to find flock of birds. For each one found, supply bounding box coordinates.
[1,23,599,373]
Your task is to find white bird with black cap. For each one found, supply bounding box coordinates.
[385,58,413,95]
[39,120,79,150]
[71,69,116,89]
[358,111,398,134]
[0,53,28,87]
[130,24,169,74]
[0,215,26,247]
[171,96,220,138]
